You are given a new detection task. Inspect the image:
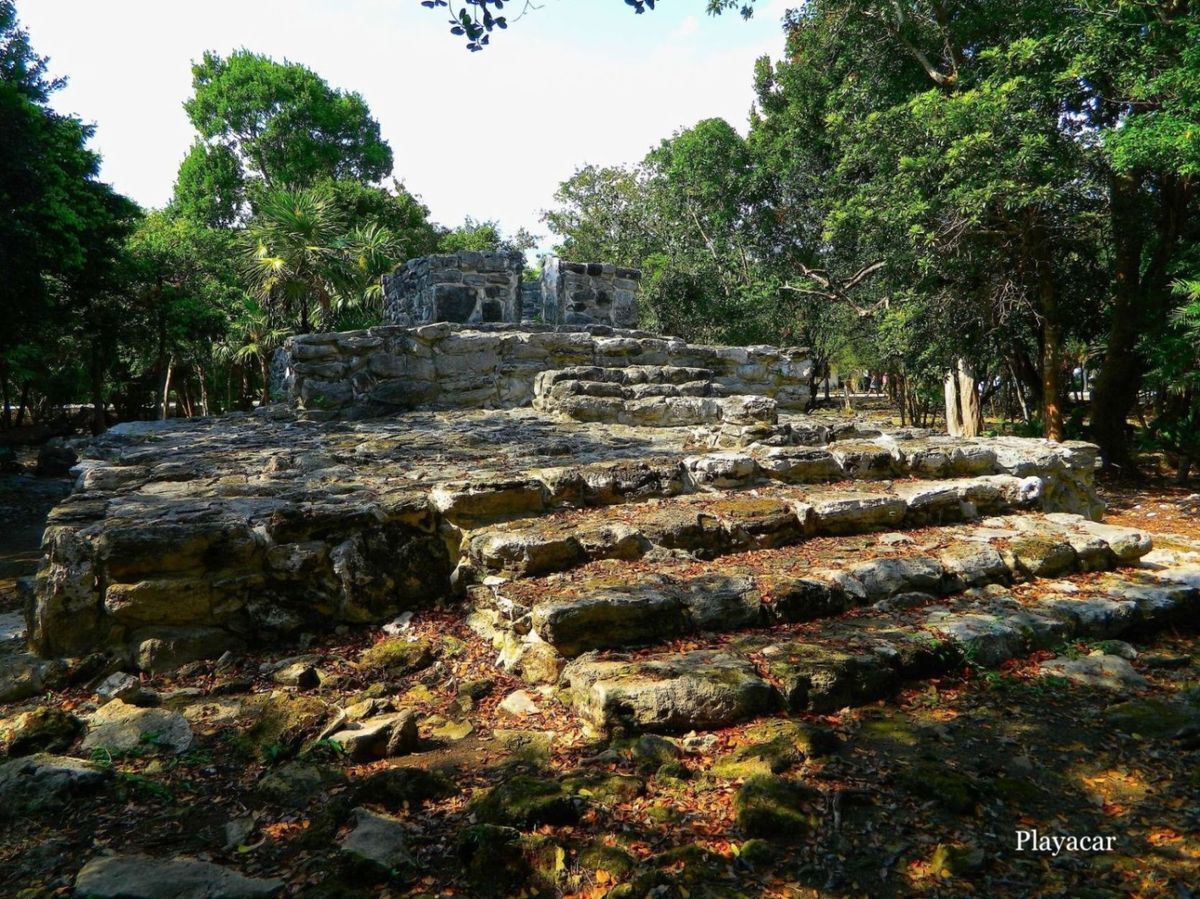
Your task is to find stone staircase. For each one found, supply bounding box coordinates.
[441,435,1198,738]
[532,365,779,428]
[462,493,1198,735]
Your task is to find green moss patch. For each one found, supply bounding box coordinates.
[734,774,821,838]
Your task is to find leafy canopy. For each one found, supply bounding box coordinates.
[175,50,393,221]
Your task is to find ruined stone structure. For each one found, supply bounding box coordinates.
[380,252,642,329]
[11,252,1200,749]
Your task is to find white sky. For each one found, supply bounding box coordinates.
[18,0,793,248]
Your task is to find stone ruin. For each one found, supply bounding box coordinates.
[382,252,641,329]
[10,250,1200,742]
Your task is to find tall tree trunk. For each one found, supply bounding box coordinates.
[958,359,982,437]
[1007,359,1031,423]
[944,370,965,436]
[1091,172,1190,466]
[16,382,30,430]
[197,364,210,417]
[160,356,174,421]
[89,339,106,435]
[1089,173,1146,466]
[946,360,983,437]
[1039,279,1064,442]
[259,352,271,406]
[1009,342,1043,408]
[0,361,10,429]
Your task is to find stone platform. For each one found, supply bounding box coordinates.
[275,324,814,417]
[23,400,1109,672]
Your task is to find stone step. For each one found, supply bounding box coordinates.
[460,476,1065,581]
[467,513,1154,681]
[433,434,1103,529]
[555,562,1200,735]
[535,365,719,388]
[532,365,778,428]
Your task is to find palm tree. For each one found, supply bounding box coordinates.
[217,298,292,406]
[243,188,349,332]
[319,221,403,330]
[243,188,407,334]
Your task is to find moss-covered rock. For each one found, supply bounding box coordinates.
[734,775,821,838]
[929,842,985,877]
[745,719,839,756]
[357,638,435,675]
[470,775,581,828]
[1104,698,1200,738]
[897,759,979,814]
[1008,536,1077,578]
[656,760,692,782]
[354,766,457,808]
[711,721,835,779]
[857,711,920,747]
[611,845,739,898]
[736,839,775,868]
[644,802,682,824]
[993,774,1044,806]
[523,835,567,891]
[456,824,560,898]
[493,729,555,765]
[1,708,83,757]
[628,733,681,771]
[577,843,638,881]
[459,678,495,701]
[256,761,347,804]
[562,769,645,805]
[238,692,332,761]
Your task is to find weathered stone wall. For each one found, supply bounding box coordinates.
[540,258,640,328]
[382,251,524,326]
[380,253,641,329]
[276,324,814,415]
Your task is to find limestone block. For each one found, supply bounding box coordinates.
[562,651,777,733]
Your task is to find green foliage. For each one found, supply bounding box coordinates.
[172,142,244,227]
[242,185,413,333]
[180,49,393,208]
[438,216,537,255]
[1142,278,1200,477]
[0,0,135,394]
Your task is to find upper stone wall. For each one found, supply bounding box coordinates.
[382,251,525,326]
[540,259,641,328]
[381,253,642,329]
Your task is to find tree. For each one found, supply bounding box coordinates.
[125,212,246,418]
[175,50,393,218]
[220,299,291,407]
[326,178,441,262]
[1143,278,1200,481]
[439,217,537,254]
[243,186,416,333]
[741,0,1197,455]
[172,142,244,228]
[0,0,138,432]
[243,188,351,332]
[543,164,650,266]
[1082,6,1200,468]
